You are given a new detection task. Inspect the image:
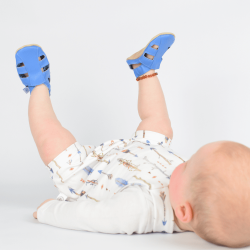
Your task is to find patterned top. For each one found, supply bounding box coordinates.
[38,130,186,234]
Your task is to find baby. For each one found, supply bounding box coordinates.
[15,33,250,248]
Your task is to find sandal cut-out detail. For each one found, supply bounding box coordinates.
[19,73,29,78]
[42,64,49,72]
[17,62,24,67]
[144,53,153,60]
[39,55,45,61]
[151,45,159,50]
[126,32,175,61]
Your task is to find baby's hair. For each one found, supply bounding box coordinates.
[189,141,250,248]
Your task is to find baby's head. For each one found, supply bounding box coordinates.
[169,141,250,248]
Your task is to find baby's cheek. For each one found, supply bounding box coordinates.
[169,164,184,206]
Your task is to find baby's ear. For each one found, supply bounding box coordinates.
[175,202,193,223]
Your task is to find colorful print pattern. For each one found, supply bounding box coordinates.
[46,130,186,233]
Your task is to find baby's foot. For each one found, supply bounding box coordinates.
[132,45,159,69]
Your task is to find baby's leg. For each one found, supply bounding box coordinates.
[28,84,76,166]
[135,50,173,139]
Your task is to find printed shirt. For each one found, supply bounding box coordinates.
[38,130,186,234]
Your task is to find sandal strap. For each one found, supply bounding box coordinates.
[139,53,154,68]
[20,76,30,86]
[16,65,27,74]
[144,46,158,57]
[151,57,163,70]
[133,64,151,78]
[39,56,49,68]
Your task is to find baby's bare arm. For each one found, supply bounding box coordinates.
[28,84,76,165]
[136,69,173,139]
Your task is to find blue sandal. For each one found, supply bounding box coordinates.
[126,32,175,78]
[15,44,51,95]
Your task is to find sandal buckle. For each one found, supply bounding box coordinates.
[23,87,30,94]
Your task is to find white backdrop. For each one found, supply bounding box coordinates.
[1,0,250,249]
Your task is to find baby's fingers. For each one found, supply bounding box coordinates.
[34,198,54,219]
[33,211,37,219]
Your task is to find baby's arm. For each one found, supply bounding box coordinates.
[36,186,153,234]
[136,69,173,140]
[28,84,76,165]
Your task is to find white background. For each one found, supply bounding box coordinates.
[0,0,250,249]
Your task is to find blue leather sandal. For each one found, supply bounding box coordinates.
[15,44,51,95]
[126,32,175,78]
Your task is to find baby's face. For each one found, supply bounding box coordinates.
[169,141,222,210]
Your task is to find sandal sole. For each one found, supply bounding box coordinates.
[126,32,175,61]
[15,44,42,54]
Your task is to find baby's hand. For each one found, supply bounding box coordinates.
[33,199,55,219]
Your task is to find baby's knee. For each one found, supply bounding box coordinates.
[137,117,173,139]
[37,127,76,165]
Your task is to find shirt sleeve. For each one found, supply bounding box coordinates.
[37,185,154,235]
